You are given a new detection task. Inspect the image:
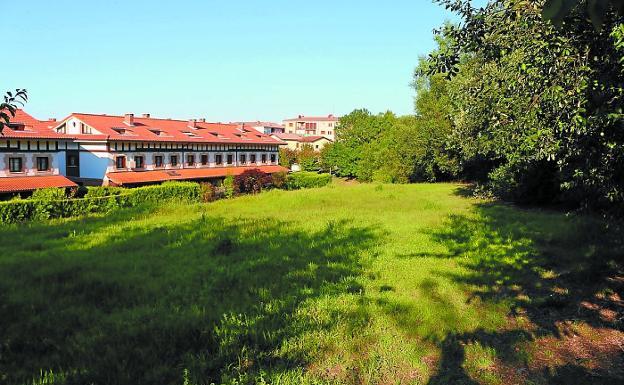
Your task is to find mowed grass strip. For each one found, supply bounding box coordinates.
[0,183,621,385]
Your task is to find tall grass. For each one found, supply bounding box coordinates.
[0,183,621,385]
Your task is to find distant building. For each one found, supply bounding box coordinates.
[272,133,333,151]
[234,121,284,135]
[282,114,339,140]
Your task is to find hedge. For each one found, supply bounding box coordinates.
[0,182,200,224]
[286,172,332,190]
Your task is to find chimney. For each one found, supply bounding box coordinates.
[124,113,134,126]
[298,114,303,118]
[48,118,57,122]
[188,119,197,129]
[328,114,334,118]
[142,113,150,118]
[198,118,206,123]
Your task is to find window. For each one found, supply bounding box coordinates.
[155,155,163,168]
[116,156,126,169]
[201,154,208,165]
[261,154,267,164]
[315,145,319,149]
[289,122,293,127]
[305,122,317,130]
[239,154,246,164]
[321,131,326,135]
[171,155,178,167]
[134,156,144,168]
[270,154,276,163]
[250,154,256,164]
[36,157,49,171]
[8,157,22,173]
[226,154,233,165]
[80,123,91,134]
[187,155,195,166]
[329,123,333,127]
[215,154,223,165]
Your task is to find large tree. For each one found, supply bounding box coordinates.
[426,0,624,208]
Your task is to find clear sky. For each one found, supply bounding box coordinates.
[4,0,485,122]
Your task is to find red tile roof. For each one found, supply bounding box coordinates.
[283,114,339,122]
[59,113,284,145]
[0,110,69,140]
[273,133,303,141]
[0,175,77,193]
[299,136,330,143]
[106,165,288,185]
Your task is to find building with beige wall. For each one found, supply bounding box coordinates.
[282,115,339,141]
[272,133,333,151]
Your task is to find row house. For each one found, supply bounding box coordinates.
[0,110,287,194]
[282,114,339,141]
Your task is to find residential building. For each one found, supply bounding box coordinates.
[0,110,287,193]
[272,133,333,151]
[0,110,78,193]
[282,114,339,140]
[234,121,284,135]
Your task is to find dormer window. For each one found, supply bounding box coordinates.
[113,128,127,135]
[150,129,163,136]
[80,123,92,134]
[182,131,197,137]
[8,123,25,131]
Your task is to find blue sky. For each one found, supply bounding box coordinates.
[4,0,485,122]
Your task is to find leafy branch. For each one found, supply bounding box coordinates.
[0,89,28,133]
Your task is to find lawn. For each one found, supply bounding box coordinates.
[0,183,622,385]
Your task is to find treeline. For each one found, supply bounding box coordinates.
[322,0,624,212]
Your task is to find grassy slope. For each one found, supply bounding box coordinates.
[0,183,621,385]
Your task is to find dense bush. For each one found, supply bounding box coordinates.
[0,182,200,224]
[286,172,332,190]
[223,175,235,198]
[271,171,288,189]
[234,169,272,194]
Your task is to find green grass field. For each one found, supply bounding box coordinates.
[0,183,622,385]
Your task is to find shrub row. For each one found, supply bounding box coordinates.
[0,172,332,224]
[286,172,332,190]
[0,182,200,224]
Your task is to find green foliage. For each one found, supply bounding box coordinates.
[285,172,332,190]
[0,89,28,133]
[323,105,458,183]
[0,182,200,224]
[234,169,272,194]
[424,0,624,210]
[223,175,235,198]
[270,171,288,189]
[83,186,124,199]
[200,183,218,202]
[296,144,318,171]
[278,147,297,168]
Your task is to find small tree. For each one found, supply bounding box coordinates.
[278,148,297,168]
[0,89,28,133]
[297,144,318,171]
[234,169,272,194]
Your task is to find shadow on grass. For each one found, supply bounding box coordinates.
[391,194,623,384]
[0,205,381,385]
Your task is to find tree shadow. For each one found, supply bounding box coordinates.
[394,199,623,384]
[0,205,381,385]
